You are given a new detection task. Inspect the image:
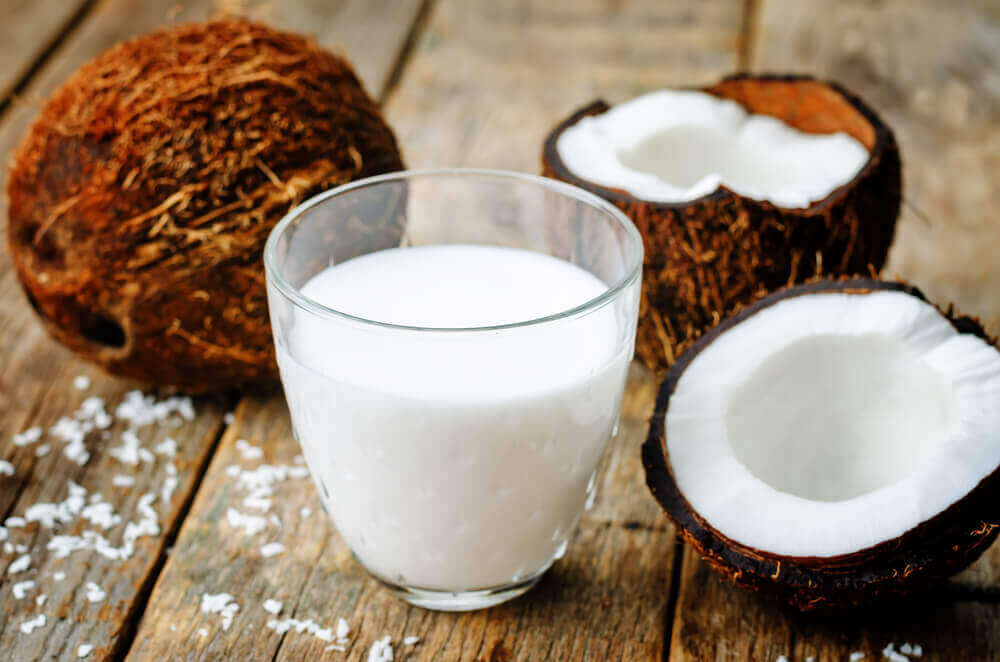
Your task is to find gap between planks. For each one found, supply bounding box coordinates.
[108,417,232,662]
[0,0,100,118]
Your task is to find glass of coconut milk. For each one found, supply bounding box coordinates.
[264,169,642,610]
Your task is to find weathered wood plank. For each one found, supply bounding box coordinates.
[0,0,91,105]
[667,1,1000,659]
[128,1,742,659]
[751,0,1000,333]
[0,0,423,659]
[669,546,1000,662]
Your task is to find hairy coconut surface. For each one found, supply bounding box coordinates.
[7,17,405,391]
[643,278,1000,610]
[542,74,901,374]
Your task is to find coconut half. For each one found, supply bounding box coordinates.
[542,74,901,375]
[643,279,1000,609]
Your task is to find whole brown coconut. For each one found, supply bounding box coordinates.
[542,74,901,374]
[7,18,405,391]
[643,278,1000,610]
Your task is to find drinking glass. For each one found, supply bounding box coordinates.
[264,169,642,610]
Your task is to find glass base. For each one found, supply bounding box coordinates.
[373,569,547,611]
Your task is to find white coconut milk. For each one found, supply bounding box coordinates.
[275,245,632,590]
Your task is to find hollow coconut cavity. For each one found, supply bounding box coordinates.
[542,74,901,375]
[7,18,405,391]
[643,279,1000,610]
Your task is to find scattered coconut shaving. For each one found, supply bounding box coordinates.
[260,542,285,558]
[162,464,179,504]
[236,439,264,461]
[368,635,394,662]
[12,579,35,599]
[77,644,93,657]
[52,571,66,581]
[850,653,866,661]
[74,376,91,390]
[13,427,42,446]
[8,553,31,574]
[403,635,420,646]
[85,582,106,602]
[267,616,337,643]
[0,460,13,476]
[226,508,268,536]
[262,599,283,615]
[201,592,239,630]
[113,475,136,487]
[20,613,45,634]
[154,438,178,457]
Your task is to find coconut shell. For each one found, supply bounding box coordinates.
[7,17,405,391]
[542,74,902,374]
[642,278,1000,610]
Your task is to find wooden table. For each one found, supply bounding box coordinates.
[1,1,997,659]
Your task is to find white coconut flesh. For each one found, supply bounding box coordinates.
[665,290,1000,558]
[556,90,870,209]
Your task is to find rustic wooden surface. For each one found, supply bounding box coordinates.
[0,0,997,660]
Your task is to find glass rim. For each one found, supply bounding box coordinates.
[263,167,643,333]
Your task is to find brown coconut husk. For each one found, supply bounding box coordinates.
[7,17,405,392]
[642,278,1000,610]
[542,74,901,374]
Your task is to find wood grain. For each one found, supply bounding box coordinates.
[0,0,422,659]
[751,0,1000,334]
[129,1,745,658]
[0,0,92,104]
[669,546,1000,662]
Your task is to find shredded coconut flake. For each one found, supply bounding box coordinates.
[263,598,283,614]
[260,542,285,558]
[403,635,419,646]
[368,635,394,662]
[224,412,235,424]
[53,571,66,581]
[300,506,311,518]
[0,460,13,476]
[74,376,91,390]
[8,553,31,574]
[13,427,43,446]
[113,475,135,487]
[35,444,51,457]
[201,592,239,630]
[337,618,350,642]
[154,438,178,457]
[36,593,47,606]
[850,653,866,662]
[85,582,106,602]
[77,644,94,657]
[162,463,179,504]
[81,501,122,530]
[20,613,45,634]
[267,617,336,643]
[12,579,35,599]
[235,439,264,461]
[226,508,268,536]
